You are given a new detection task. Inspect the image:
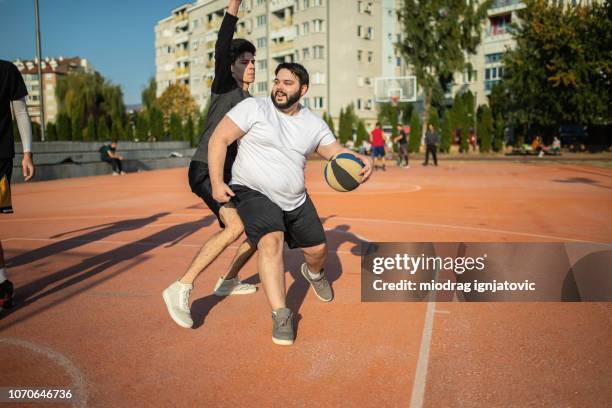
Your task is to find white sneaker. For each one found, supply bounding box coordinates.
[213,276,257,296]
[120,171,126,175]
[112,172,119,176]
[162,281,193,328]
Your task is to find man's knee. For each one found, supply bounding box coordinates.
[258,231,284,257]
[302,243,327,262]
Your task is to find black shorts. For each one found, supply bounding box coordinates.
[231,185,326,249]
[188,160,234,228]
[0,159,13,214]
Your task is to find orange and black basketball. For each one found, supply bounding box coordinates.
[324,153,364,192]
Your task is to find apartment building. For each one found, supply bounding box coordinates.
[12,57,93,125]
[155,0,404,127]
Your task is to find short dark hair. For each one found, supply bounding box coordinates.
[275,62,309,87]
[111,139,118,144]
[375,122,381,127]
[230,39,256,65]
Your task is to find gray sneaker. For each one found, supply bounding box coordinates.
[300,263,333,302]
[272,307,294,346]
[162,281,193,328]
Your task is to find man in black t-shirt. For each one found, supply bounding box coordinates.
[0,60,36,309]
[393,124,409,168]
[163,0,258,328]
[100,140,125,175]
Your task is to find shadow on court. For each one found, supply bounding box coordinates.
[0,215,216,329]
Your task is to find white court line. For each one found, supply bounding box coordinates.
[0,337,88,408]
[3,213,604,243]
[333,216,608,244]
[409,268,440,408]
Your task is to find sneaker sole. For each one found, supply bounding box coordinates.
[272,337,294,346]
[162,291,193,329]
[300,267,333,302]
[213,287,257,297]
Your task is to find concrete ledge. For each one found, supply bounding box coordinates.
[12,157,191,183]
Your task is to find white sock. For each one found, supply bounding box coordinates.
[0,267,7,284]
[307,267,322,280]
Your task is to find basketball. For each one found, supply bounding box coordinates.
[324,153,365,192]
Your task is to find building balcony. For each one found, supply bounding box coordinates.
[270,0,295,13]
[175,49,189,60]
[175,67,190,78]
[174,33,189,45]
[207,18,223,31]
[488,0,524,16]
[270,25,297,42]
[271,40,295,56]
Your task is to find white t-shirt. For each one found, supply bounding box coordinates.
[226,96,336,211]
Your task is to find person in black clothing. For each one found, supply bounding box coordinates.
[393,124,409,168]
[0,60,36,309]
[423,123,439,166]
[100,140,125,175]
[163,0,258,329]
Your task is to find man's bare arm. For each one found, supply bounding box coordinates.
[227,0,242,16]
[208,116,246,202]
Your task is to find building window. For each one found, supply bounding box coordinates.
[258,60,268,70]
[256,15,267,27]
[313,0,322,6]
[313,19,324,33]
[257,37,267,48]
[294,50,300,61]
[366,27,374,40]
[488,14,511,36]
[367,51,373,62]
[302,47,310,59]
[313,97,324,109]
[302,97,310,108]
[257,81,268,92]
[313,46,324,59]
[303,0,310,8]
[485,53,503,64]
[257,0,265,5]
[302,22,310,35]
[357,50,362,62]
[312,72,325,84]
[357,25,363,37]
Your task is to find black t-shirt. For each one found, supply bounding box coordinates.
[398,130,408,145]
[0,60,28,159]
[191,13,251,176]
[99,145,115,161]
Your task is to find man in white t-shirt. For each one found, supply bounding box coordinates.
[209,63,373,345]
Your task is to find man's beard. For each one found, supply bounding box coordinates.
[270,89,301,109]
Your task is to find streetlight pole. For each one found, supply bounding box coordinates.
[35,0,46,142]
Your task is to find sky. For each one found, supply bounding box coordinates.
[0,0,186,105]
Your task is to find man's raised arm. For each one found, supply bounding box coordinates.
[208,116,246,203]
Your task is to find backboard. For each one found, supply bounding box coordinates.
[374,76,417,103]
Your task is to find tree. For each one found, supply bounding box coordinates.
[440,110,453,153]
[397,0,491,138]
[355,120,368,148]
[135,112,148,141]
[322,111,336,137]
[111,119,125,141]
[408,110,422,153]
[149,107,164,140]
[428,108,440,132]
[400,103,413,125]
[500,0,612,130]
[72,116,83,141]
[493,113,504,152]
[47,122,57,141]
[56,113,72,141]
[338,104,357,144]
[185,115,195,146]
[169,113,183,141]
[141,77,157,112]
[98,117,110,141]
[477,105,493,153]
[85,116,96,141]
[157,83,198,124]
